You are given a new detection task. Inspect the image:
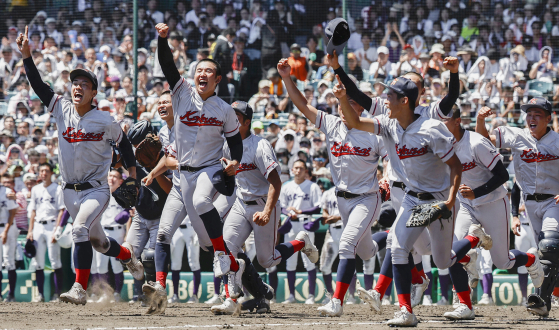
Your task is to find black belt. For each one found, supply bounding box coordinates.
[290,216,311,222]
[38,220,55,225]
[104,226,123,230]
[180,224,188,229]
[331,225,343,229]
[393,181,406,190]
[64,182,94,192]
[522,223,530,226]
[336,191,361,199]
[0,223,4,227]
[243,200,258,205]
[406,190,435,201]
[180,165,209,172]
[526,194,555,202]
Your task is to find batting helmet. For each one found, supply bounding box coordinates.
[127,120,155,145]
[24,239,37,258]
[56,224,73,249]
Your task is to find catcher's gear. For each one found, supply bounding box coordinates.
[128,120,155,145]
[406,201,452,228]
[135,133,162,169]
[112,177,140,209]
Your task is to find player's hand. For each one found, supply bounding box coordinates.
[512,216,521,236]
[443,56,459,73]
[332,75,346,99]
[142,172,154,186]
[221,158,239,176]
[277,58,291,78]
[253,211,270,226]
[0,231,6,245]
[26,231,33,241]
[554,195,559,204]
[323,216,340,225]
[51,234,57,243]
[459,184,475,200]
[16,26,32,59]
[327,50,341,70]
[6,190,16,200]
[155,23,169,38]
[477,106,493,119]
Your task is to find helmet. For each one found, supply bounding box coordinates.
[56,224,73,249]
[127,120,154,145]
[24,239,37,258]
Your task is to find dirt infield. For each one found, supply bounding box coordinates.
[1,301,559,329]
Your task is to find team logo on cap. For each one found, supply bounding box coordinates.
[180,111,224,127]
[62,127,105,143]
[232,101,239,108]
[529,98,537,104]
[520,149,559,163]
[395,143,428,159]
[391,78,398,86]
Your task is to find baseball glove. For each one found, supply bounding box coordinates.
[112,177,140,209]
[135,133,162,169]
[406,201,452,228]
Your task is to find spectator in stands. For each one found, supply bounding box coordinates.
[304,85,317,107]
[529,46,555,80]
[383,23,405,64]
[1,130,14,155]
[522,35,539,62]
[249,79,272,113]
[287,43,310,82]
[369,46,392,80]
[265,100,280,119]
[305,36,325,71]
[261,10,286,78]
[212,27,236,97]
[346,53,363,81]
[267,68,285,97]
[354,33,376,71]
[0,46,16,79]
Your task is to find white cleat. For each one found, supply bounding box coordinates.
[461,250,479,285]
[122,242,145,281]
[468,224,492,250]
[357,287,381,313]
[305,294,315,305]
[318,298,343,317]
[526,247,544,288]
[477,293,494,306]
[205,294,223,305]
[382,296,392,306]
[113,292,122,303]
[422,295,432,306]
[386,306,418,327]
[295,231,319,263]
[32,293,44,303]
[142,281,168,315]
[211,297,241,316]
[321,292,332,305]
[282,294,296,304]
[436,296,448,305]
[552,295,559,308]
[60,283,87,305]
[227,259,245,299]
[345,294,356,305]
[444,303,475,320]
[49,294,60,303]
[187,295,199,303]
[411,276,430,307]
[452,290,460,309]
[168,294,179,304]
[213,251,232,278]
[520,296,527,307]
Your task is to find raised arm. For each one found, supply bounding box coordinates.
[155,23,181,90]
[333,75,379,133]
[475,106,497,145]
[277,59,317,123]
[444,154,462,210]
[330,50,373,110]
[438,57,460,116]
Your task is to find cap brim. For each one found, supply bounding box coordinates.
[520,103,551,114]
[70,69,98,90]
[327,39,348,56]
[379,82,402,95]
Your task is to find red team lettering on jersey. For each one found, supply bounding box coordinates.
[330,142,372,157]
[462,161,477,171]
[236,163,258,174]
[395,144,429,159]
[62,127,105,143]
[180,111,224,127]
[520,149,559,163]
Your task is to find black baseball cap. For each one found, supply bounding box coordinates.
[231,100,253,120]
[521,97,552,114]
[325,18,350,56]
[70,68,98,90]
[380,77,418,105]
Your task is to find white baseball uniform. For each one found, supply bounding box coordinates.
[319,188,343,276]
[516,196,537,275]
[170,215,201,272]
[280,179,322,271]
[0,186,19,271]
[28,182,64,270]
[94,196,126,274]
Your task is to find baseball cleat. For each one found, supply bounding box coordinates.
[318,298,343,317]
[477,293,494,305]
[205,294,223,304]
[382,296,392,306]
[527,294,549,317]
[143,281,168,315]
[526,247,544,288]
[520,296,527,307]
[305,294,316,305]
[452,290,459,309]
[296,231,319,263]
[469,274,479,289]
[211,297,241,316]
[468,224,492,250]
[322,292,332,305]
[436,296,448,305]
[113,292,122,303]
[461,250,479,285]
[345,294,356,305]
[32,293,44,303]
[121,243,145,281]
[282,294,296,304]
[551,295,559,308]
[241,297,271,313]
[422,295,432,306]
[50,294,60,303]
[187,295,199,303]
[410,276,429,307]
[213,251,232,278]
[60,283,87,305]
[356,287,381,313]
[227,259,245,299]
[444,303,475,320]
[4,296,15,302]
[386,306,418,327]
[168,294,179,304]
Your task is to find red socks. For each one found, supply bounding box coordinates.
[374,274,392,299]
[456,290,473,309]
[116,246,132,260]
[75,269,90,290]
[397,293,412,312]
[333,282,350,305]
[411,267,426,285]
[210,236,239,272]
[229,253,239,272]
[459,255,471,264]
[525,253,536,268]
[156,272,167,288]
[291,239,306,252]
[465,235,480,249]
[553,287,559,297]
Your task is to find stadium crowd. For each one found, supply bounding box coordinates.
[1,0,559,306]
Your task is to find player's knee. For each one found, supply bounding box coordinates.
[391,247,411,265]
[157,231,172,244]
[91,237,110,252]
[339,241,357,260]
[193,194,213,215]
[320,264,332,275]
[256,255,276,269]
[72,224,89,242]
[432,254,453,270]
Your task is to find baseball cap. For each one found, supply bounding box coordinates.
[252,121,264,130]
[45,18,56,24]
[521,97,552,114]
[231,100,253,120]
[268,120,280,127]
[98,99,111,110]
[290,43,301,51]
[23,173,37,182]
[377,46,389,55]
[1,130,13,138]
[325,18,350,56]
[70,68,98,90]
[380,77,418,105]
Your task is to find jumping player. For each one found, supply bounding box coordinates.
[27,163,65,302]
[476,97,559,317]
[18,26,143,305]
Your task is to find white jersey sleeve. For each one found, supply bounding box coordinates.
[493,126,522,149]
[428,121,456,162]
[474,137,503,171]
[368,97,386,117]
[109,117,124,143]
[255,138,280,179]
[310,182,323,207]
[47,94,67,118]
[315,110,339,135]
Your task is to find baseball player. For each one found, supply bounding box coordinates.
[27,163,65,302]
[476,97,559,317]
[92,169,131,303]
[17,26,143,306]
[337,76,491,326]
[0,173,18,302]
[279,59,388,316]
[442,107,543,318]
[212,101,317,315]
[146,23,246,311]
